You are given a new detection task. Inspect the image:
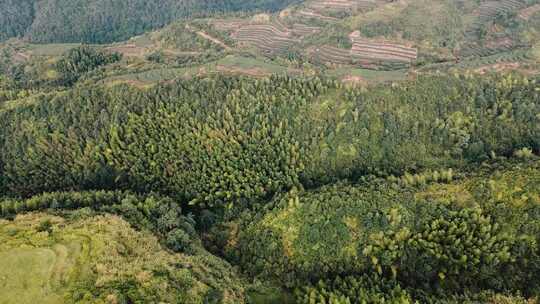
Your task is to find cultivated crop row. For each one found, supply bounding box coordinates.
[211,19,250,32]
[351,38,418,62]
[310,36,416,70]
[308,0,379,12]
[232,24,296,55]
[291,23,321,36]
[518,3,540,19]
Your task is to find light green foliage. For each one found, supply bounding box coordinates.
[357,0,464,48]
[230,159,540,296]
[295,275,413,304]
[0,213,246,304]
[0,73,538,207]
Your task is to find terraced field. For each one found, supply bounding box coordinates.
[296,0,384,22]
[418,48,534,73]
[297,9,339,21]
[291,23,321,36]
[461,0,528,57]
[310,31,417,70]
[308,0,380,12]
[472,0,526,19]
[350,32,417,63]
[330,67,408,84]
[519,3,540,19]
[310,45,351,66]
[26,43,82,56]
[212,19,251,32]
[232,23,297,55]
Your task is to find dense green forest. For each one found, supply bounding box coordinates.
[0,68,539,302]
[1,0,540,302]
[0,0,299,43]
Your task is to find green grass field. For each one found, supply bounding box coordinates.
[0,213,245,304]
[27,44,82,56]
[103,55,293,85]
[329,67,408,83]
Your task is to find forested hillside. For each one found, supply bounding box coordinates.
[1,67,539,303]
[0,0,299,43]
[1,1,540,303]
[0,0,35,42]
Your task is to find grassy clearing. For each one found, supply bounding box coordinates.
[27,44,82,56]
[329,67,408,83]
[103,55,292,85]
[0,213,245,304]
[216,55,290,74]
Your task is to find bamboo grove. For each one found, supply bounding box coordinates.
[0,74,538,204]
[0,72,539,302]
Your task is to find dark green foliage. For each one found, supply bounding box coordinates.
[0,74,538,208]
[0,0,35,42]
[295,275,413,304]
[107,76,332,207]
[231,160,540,296]
[56,46,121,85]
[1,0,300,44]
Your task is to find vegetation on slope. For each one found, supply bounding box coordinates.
[222,158,540,302]
[1,73,538,206]
[0,35,538,302]
[0,212,245,304]
[0,0,301,44]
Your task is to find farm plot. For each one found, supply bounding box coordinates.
[329,67,408,84]
[310,45,352,66]
[417,48,533,73]
[232,24,297,56]
[308,0,381,13]
[292,23,321,36]
[26,43,81,56]
[461,0,528,57]
[349,33,417,69]
[519,3,540,20]
[351,38,417,62]
[472,0,526,20]
[310,34,417,70]
[105,44,150,57]
[296,0,384,21]
[212,19,251,32]
[297,9,339,21]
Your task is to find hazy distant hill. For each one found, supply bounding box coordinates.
[0,0,300,43]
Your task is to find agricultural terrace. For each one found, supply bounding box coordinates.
[310,45,352,66]
[472,0,527,20]
[211,19,251,32]
[232,23,297,55]
[291,23,321,36]
[519,3,540,20]
[307,0,382,13]
[311,32,417,70]
[297,9,339,21]
[461,0,528,57]
[350,32,417,63]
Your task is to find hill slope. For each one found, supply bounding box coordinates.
[0,0,300,44]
